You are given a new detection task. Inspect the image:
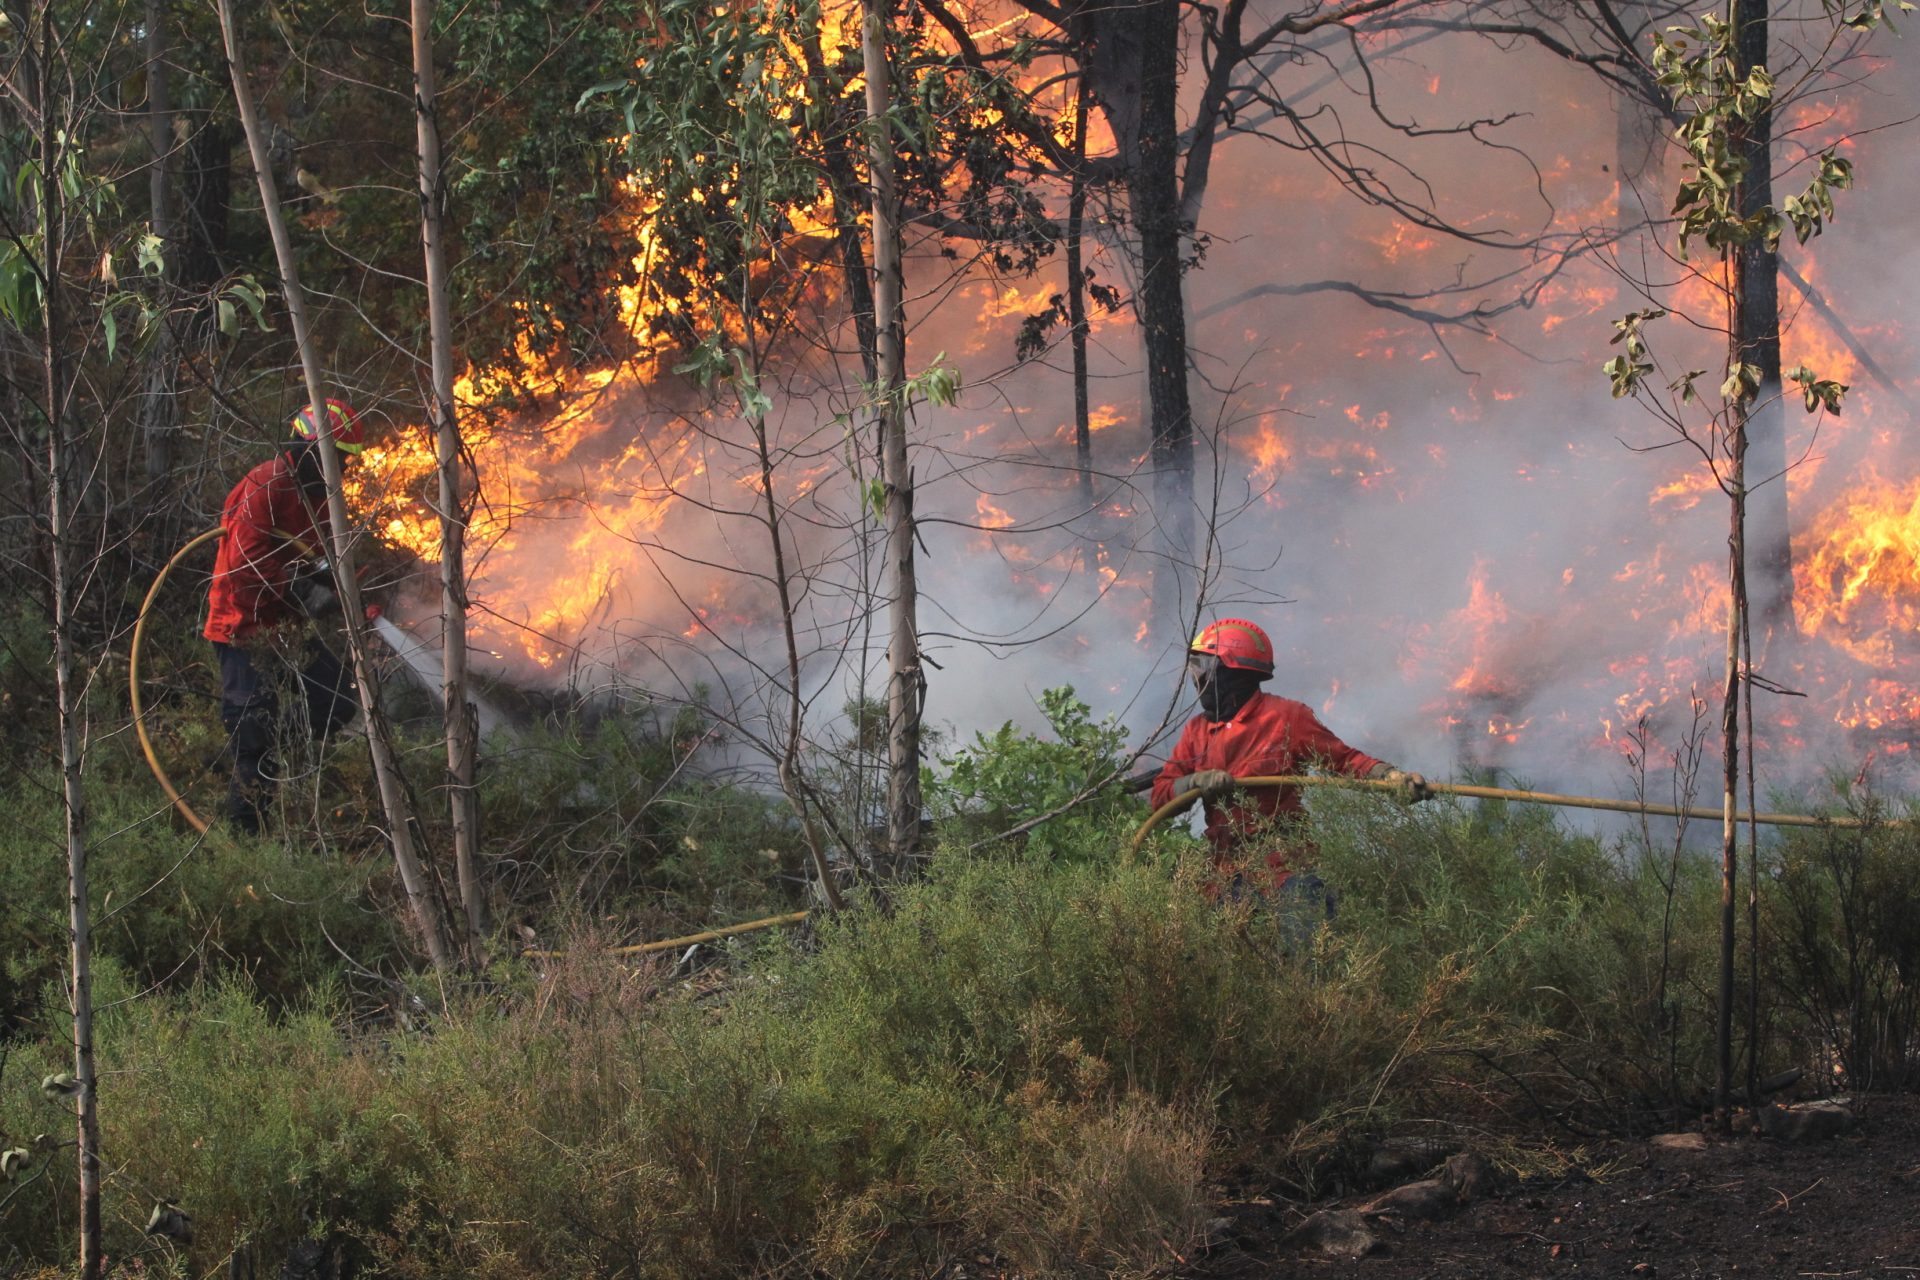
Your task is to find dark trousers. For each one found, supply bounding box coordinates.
[214,639,355,833]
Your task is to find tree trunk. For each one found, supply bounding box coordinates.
[1081,0,1194,619]
[38,9,104,1269]
[181,116,234,291]
[219,0,456,973]
[745,332,847,908]
[862,0,923,866]
[798,18,877,386]
[1730,0,1781,1117]
[412,0,484,955]
[1732,0,1793,639]
[139,0,178,495]
[1716,405,1746,1128]
[1068,76,1094,510]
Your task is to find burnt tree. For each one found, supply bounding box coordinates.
[1076,0,1193,571]
[1730,0,1791,639]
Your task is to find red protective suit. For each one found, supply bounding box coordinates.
[203,452,331,644]
[1151,692,1385,887]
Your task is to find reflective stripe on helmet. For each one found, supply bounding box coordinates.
[1190,618,1275,674]
[290,398,365,454]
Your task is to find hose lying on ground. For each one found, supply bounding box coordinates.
[521,911,811,960]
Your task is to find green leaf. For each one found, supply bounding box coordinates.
[574,80,629,111]
[217,297,236,337]
[136,232,165,276]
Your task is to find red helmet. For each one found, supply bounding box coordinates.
[1190,618,1274,676]
[290,399,366,454]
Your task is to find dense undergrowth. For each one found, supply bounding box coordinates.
[3,697,1918,1277]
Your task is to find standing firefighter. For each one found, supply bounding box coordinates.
[1151,618,1429,915]
[203,400,364,833]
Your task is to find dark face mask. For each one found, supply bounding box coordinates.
[288,442,328,503]
[1190,655,1261,721]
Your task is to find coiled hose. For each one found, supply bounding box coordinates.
[130,527,227,835]
[131,525,319,836]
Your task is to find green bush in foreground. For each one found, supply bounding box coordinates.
[2,843,1458,1277]
[12,781,1910,1277]
[1315,789,1726,1116]
[0,781,391,1034]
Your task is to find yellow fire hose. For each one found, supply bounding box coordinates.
[131,525,322,835]
[1126,773,1870,859]
[136,527,1877,949]
[531,774,1875,959]
[130,527,227,834]
[522,911,812,959]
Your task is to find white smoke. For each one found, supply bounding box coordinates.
[368,5,1920,820]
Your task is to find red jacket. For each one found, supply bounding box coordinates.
[1151,692,1385,880]
[203,453,331,644]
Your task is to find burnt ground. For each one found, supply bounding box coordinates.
[1190,1096,1920,1279]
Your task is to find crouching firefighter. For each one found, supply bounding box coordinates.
[202,400,365,833]
[1151,618,1430,922]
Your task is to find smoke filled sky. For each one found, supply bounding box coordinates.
[365,0,1920,810]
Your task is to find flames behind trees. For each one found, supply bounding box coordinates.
[340,0,1920,802]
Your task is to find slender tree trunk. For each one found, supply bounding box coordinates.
[140,0,178,494]
[799,17,883,836]
[1732,0,1793,639]
[218,0,455,973]
[1727,0,1778,1119]
[862,0,923,864]
[1067,76,1094,510]
[38,9,103,1270]
[411,0,484,954]
[1743,568,1762,1103]
[1716,424,1745,1128]
[180,117,234,291]
[744,322,847,908]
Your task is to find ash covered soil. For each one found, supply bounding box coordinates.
[1192,1096,1920,1279]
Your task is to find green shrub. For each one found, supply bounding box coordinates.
[0,780,391,1033]
[474,711,798,929]
[3,834,1439,1276]
[0,965,423,1273]
[1314,787,1724,1122]
[925,686,1137,859]
[1767,797,1920,1090]
[8,785,1887,1277]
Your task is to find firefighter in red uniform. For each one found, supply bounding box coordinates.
[203,400,365,832]
[1152,618,1429,916]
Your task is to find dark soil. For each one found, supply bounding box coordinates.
[1193,1096,1920,1279]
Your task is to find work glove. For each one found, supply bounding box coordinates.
[1381,768,1431,804]
[1172,769,1236,801]
[296,579,340,618]
[291,559,340,618]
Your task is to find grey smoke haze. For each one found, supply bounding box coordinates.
[371,6,1920,816]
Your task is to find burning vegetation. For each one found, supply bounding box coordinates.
[330,0,1920,806]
